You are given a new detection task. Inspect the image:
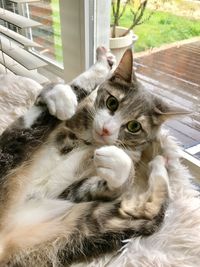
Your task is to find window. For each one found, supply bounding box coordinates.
[1,0,63,66]
[0,0,111,82]
[29,0,63,66]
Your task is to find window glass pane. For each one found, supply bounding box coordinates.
[29,0,63,66]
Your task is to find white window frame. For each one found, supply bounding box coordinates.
[13,0,110,81]
[57,0,111,82]
[181,151,200,182]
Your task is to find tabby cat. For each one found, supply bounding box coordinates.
[0,47,182,266]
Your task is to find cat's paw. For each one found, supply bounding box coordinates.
[96,46,116,70]
[120,155,169,220]
[120,196,160,220]
[149,155,166,168]
[148,155,168,180]
[94,146,132,189]
[148,155,170,197]
[106,51,117,70]
[43,84,77,120]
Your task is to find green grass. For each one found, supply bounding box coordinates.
[49,2,200,61]
[51,0,63,63]
[113,8,200,52]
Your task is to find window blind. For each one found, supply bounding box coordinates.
[0,1,49,84]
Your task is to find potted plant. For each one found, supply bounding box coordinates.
[110,0,148,63]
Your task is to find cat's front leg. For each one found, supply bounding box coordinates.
[120,155,169,220]
[36,83,78,120]
[36,47,116,121]
[60,146,134,202]
[70,46,116,99]
[94,145,134,190]
[59,145,133,202]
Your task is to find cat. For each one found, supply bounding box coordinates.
[0,47,183,266]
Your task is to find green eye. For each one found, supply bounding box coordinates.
[106,96,119,112]
[127,121,141,133]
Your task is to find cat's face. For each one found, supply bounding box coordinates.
[92,49,186,149]
[67,49,186,149]
[92,80,159,148]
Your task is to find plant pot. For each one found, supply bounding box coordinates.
[109,26,138,64]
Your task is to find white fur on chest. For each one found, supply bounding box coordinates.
[26,145,90,199]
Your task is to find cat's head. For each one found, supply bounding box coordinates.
[92,49,187,149]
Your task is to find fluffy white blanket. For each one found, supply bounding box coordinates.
[0,74,200,267]
[0,74,42,135]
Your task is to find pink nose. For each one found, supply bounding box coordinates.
[100,127,110,137]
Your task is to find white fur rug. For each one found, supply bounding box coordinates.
[0,74,42,135]
[77,139,200,267]
[0,74,200,267]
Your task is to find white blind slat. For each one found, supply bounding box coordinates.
[0,35,47,70]
[9,0,40,3]
[0,52,48,84]
[0,62,12,74]
[0,7,41,28]
[0,25,41,48]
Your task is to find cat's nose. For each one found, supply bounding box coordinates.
[101,127,110,136]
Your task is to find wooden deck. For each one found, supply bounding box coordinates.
[134,39,200,159]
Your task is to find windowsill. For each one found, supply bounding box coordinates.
[181,150,200,182]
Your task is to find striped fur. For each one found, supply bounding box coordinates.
[0,48,183,266]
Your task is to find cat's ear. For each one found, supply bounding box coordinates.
[112,49,135,84]
[153,97,190,124]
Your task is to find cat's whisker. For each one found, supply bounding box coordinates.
[139,159,148,169]
[115,140,128,151]
[87,108,95,120]
[82,103,95,120]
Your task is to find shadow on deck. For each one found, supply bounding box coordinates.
[135,38,200,159]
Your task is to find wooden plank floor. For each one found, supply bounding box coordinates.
[134,39,200,159]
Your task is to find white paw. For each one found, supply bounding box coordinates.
[148,155,169,185]
[44,84,77,120]
[94,146,132,189]
[149,155,166,171]
[106,51,117,70]
[96,46,116,70]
